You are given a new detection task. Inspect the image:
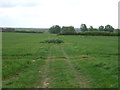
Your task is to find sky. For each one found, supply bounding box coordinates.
[0,0,119,28]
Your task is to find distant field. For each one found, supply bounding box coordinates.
[2,32,118,88]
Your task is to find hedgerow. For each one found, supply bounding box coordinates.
[59,31,120,36]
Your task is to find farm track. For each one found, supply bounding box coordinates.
[60,46,91,88]
[37,44,91,88]
[37,45,53,88]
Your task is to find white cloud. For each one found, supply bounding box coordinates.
[0,0,41,7]
[0,0,119,28]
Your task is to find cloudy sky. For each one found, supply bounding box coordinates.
[0,0,119,28]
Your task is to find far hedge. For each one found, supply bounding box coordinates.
[59,31,120,36]
[15,31,43,33]
[77,31,120,36]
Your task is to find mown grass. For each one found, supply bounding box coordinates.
[2,32,118,88]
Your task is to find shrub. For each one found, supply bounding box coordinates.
[40,39,64,44]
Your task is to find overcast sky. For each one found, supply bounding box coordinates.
[0,0,119,28]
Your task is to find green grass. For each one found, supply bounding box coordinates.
[2,32,118,88]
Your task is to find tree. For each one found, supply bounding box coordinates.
[80,24,88,32]
[99,26,104,31]
[89,26,94,31]
[49,25,61,34]
[104,25,114,32]
[61,26,76,34]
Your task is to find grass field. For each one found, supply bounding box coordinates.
[2,32,118,88]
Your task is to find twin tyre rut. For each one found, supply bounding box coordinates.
[37,45,91,88]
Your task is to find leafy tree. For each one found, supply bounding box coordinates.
[114,29,120,33]
[89,26,94,31]
[49,25,61,34]
[104,25,114,32]
[61,26,76,34]
[99,26,104,31]
[80,24,88,32]
[94,28,98,31]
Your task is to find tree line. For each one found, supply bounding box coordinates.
[80,24,115,32]
[49,24,120,36]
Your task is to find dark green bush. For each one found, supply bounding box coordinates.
[40,39,64,44]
